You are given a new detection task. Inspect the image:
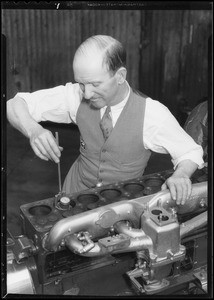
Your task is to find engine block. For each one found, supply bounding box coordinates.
[6,168,209,296]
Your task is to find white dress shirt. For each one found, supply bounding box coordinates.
[16,82,204,169]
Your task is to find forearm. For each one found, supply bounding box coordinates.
[7,96,62,163]
[173,159,198,178]
[7,96,42,138]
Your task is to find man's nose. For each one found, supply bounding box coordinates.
[84,84,94,99]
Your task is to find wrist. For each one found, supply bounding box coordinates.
[172,168,190,179]
[25,121,42,139]
[174,160,198,178]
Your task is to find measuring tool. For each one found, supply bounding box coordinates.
[55,132,62,193]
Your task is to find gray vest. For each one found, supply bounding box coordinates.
[63,89,151,194]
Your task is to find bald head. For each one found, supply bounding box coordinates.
[73,35,126,75]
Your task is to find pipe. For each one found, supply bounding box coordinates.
[67,210,207,257]
[180,211,207,238]
[65,208,207,257]
[45,201,140,251]
[44,182,207,252]
[114,220,147,238]
[64,220,153,256]
[64,234,85,254]
[148,181,207,214]
[67,235,153,257]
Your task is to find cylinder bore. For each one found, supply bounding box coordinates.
[29,205,51,216]
[100,188,122,200]
[77,194,99,206]
[87,202,99,210]
[144,177,164,187]
[143,177,164,194]
[123,183,144,194]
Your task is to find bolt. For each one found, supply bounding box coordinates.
[55,279,60,285]
[199,199,206,208]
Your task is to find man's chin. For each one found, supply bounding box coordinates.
[90,99,104,108]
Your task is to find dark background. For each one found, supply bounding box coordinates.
[2,2,212,114]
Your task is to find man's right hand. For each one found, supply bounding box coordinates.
[7,96,63,163]
[29,125,63,163]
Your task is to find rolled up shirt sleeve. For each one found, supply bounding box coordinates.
[16,82,82,124]
[144,99,205,169]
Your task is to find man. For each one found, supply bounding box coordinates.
[7,35,204,205]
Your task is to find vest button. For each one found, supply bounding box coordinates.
[101,160,106,163]
[99,169,104,173]
[102,149,106,153]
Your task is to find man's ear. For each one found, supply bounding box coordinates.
[116,67,127,84]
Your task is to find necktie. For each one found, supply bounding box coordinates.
[100,106,113,140]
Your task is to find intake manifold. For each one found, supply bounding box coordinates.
[43,182,207,258]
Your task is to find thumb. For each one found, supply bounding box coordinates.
[161,182,168,191]
[59,146,64,151]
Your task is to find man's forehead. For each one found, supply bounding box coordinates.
[74,49,103,65]
[73,50,107,75]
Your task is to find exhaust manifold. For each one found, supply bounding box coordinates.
[44,182,207,261]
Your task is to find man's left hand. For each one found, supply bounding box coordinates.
[161,175,192,205]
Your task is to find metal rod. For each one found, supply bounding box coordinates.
[55,132,62,193]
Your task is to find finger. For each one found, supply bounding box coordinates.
[161,182,168,190]
[175,184,183,205]
[187,179,192,199]
[31,143,49,161]
[167,182,177,201]
[45,142,60,163]
[39,135,60,163]
[176,182,186,205]
[181,179,192,205]
[47,134,62,160]
[180,183,188,205]
[35,142,54,162]
[33,136,54,161]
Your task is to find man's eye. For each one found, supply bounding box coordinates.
[92,83,100,87]
[79,83,85,92]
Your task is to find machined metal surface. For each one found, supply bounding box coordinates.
[7,260,36,294]
[7,169,208,296]
[193,267,207,293]
[44,181,207,254]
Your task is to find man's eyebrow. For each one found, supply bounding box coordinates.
[91,81,102,84]
[76,80,102,85]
